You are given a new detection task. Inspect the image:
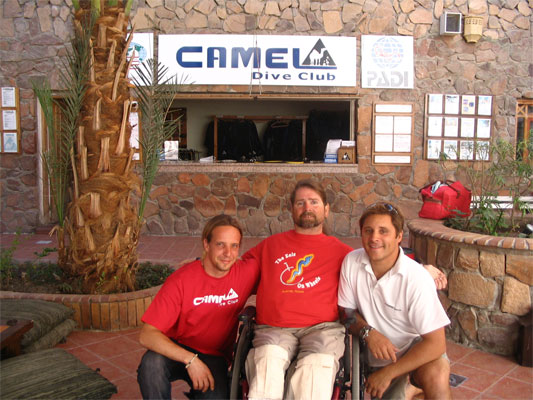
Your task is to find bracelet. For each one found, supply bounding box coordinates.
[185,353,198,369]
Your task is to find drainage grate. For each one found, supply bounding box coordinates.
[449,373,468,387]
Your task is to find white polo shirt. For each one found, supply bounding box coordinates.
[338,248,450,367]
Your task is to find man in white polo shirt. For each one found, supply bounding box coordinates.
[338,202,451,400]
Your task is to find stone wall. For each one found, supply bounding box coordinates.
[140,168,426,237]
[1,0,532,233]
[408,218,533,356]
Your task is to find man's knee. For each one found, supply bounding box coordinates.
[246,344,290,400]
[287,353,337,400]
[414,357,451,397]
[138,350,169,377]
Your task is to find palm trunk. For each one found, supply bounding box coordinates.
[65,2,139,293]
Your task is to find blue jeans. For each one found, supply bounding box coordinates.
[137,343,229,400]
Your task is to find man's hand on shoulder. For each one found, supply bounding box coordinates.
[423,264,447,290]
[366,329,399,363]
[186,356,215,393]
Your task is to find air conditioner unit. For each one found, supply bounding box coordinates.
[440,12,462,35]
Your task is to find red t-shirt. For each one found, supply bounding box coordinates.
[141,259,259,359]
[243,230,352,328]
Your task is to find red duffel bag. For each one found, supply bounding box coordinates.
[419,180,471,220]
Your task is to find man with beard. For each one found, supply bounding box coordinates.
[243,179,352,400]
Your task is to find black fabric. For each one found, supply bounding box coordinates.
[0,299,75,350]
[263,120,302,161]
[0,348,117,399]
[306,110,350,161]
[204,119,263,162]
[137,343,229,400]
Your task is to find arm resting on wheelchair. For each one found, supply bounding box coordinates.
[238,305,256,323]
[339,307,356,333]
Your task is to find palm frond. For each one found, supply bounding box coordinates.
[132,59,190,220]
[31,15,94,227]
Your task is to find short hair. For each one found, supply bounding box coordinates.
[289,179,328,206]
[359,202,404,237]
[202,214,243,244]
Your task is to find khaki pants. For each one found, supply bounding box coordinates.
[245,322,345,400]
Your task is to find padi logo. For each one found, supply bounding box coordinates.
[193,288,239,306]
[127,42,148,64]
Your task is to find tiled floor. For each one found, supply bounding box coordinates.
[2,233,533,399]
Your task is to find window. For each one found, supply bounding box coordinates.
[516,99,533,161]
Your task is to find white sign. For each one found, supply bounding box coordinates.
[127,32,154,82]
[1,87,16,107]
[361,35,413,89]
[158,34,357,87]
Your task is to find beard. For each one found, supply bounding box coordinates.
[295,211,321,229]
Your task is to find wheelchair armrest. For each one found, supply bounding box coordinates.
[238,305,256,322]
[340,308,357,329]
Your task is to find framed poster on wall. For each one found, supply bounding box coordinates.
[424,94,493,161]
[372,102,414,165]
[0,87,20,154]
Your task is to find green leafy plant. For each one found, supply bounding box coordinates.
[131,59,190,221]
[135,262,173,290]
[32,15,94,230]
[441,138,533,235]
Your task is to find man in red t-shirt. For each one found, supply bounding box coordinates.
[242,179,352,400]
[137,215,259,400]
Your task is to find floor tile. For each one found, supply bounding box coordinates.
[66,329,122,346]
[450,385,482,399]
[451,362,502,393]
[111,376,143,400]
[108,348,146,376]
[84,335,144,359]
[65,346,103,365]
[446,340,476,363]
[506,364,533,384]
[483,376,533,399]
[88,359,131,384]
[460,349,517,376]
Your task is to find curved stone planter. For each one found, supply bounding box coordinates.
[0,285,161,331]
[408,218,533,356]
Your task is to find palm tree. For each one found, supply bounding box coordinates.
[36,0,141,293]
[35,0,185,294]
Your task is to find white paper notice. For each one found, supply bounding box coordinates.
[444,117,458,137]
[2,110,17,130]
[374,155,411,164]
[375,116,394,134]
[460,140,474,160]
[427,139,441,159]
[428,94,443,114]
[1,87,16,107]
[428,116,442,137]
[375,134,393,152]
[478,96,492,116]
[3,132,17,152]
[394,116,411,134]
[445,94,460,114]
[460,118,475,138]
[443,140,458,160]
[394,135,411,152]
[477,119,491,138]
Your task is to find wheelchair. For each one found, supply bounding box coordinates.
[228,306,365,400]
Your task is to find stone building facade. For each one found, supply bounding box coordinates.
[0,0,532,236]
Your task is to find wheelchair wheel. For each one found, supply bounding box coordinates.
[351,336,363,400]
[229,320,253,399]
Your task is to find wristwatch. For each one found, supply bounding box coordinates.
[359,325,374,346]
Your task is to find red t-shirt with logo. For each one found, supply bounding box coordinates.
[142,259,259,359]
[243,230,352,328]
